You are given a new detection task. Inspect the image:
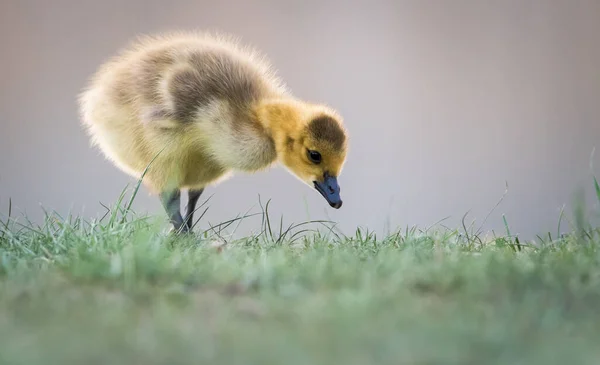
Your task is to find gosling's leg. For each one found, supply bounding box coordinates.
[184,188,204,230]
[160,190,186,233]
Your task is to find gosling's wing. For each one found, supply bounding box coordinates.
[139,106,180,129]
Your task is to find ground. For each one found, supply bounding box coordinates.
[1,183,600,365]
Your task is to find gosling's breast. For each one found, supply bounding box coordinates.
[193,99,277,172]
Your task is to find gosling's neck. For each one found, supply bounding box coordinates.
[253,97,308,154]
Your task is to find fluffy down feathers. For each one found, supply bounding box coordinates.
[78,31,348,219]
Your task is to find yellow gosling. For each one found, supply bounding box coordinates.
[78,31,348,232]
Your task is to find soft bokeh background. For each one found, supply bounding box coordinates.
[1,0,599,239]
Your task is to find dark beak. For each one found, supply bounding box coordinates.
[313,174,343,209]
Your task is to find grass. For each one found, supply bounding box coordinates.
[2,179,600,365]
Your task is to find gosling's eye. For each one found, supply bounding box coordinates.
[307,150,322,164]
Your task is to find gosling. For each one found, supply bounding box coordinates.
[78,31,348,232]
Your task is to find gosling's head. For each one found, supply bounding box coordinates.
[276,105,348,209]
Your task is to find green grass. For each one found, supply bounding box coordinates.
[2,182,600,365]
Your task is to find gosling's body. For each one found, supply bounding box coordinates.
[79,31,348,232]
[80,32,286,192]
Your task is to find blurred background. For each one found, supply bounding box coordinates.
[1,0,599,239]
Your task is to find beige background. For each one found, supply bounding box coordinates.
[1,0,599,239]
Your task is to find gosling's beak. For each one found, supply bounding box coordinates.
[313,174,343,209]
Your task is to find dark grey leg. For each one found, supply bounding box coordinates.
[184,188,204,230]
[160,190,186,232]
